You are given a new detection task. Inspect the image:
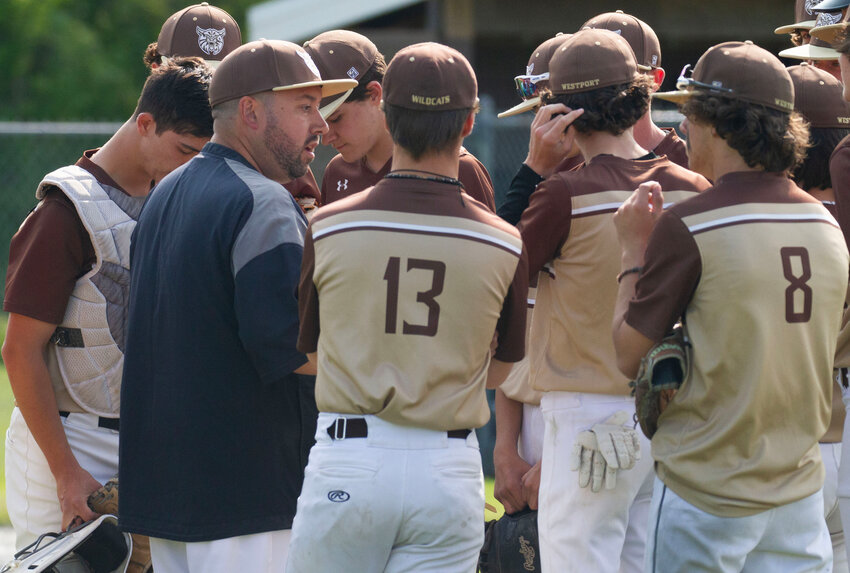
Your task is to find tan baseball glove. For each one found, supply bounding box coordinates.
[629,325,690,439]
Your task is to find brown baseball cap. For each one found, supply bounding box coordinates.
[775,0,820,34]
[383,42,477,111]
[787,63,850,127]
[808,8,850,44]
[303,30,380,118]
[549,29,640,95]
[654,41,794,112]
[209,40,358,108]
[581,10,661,70]
[498,33,572,119]
[157,3,241,67]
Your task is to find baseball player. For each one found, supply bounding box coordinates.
[302,30,497,211]
[286,42,528,572]
[118,41,355,572]
[788,62,850,573]
[499,11,688,227]
[781,11,846,80]
[775,0,820,46]
[516,29,709,572]
[2,59,213,550]
[615,40,848,571]
[144,3,322,216]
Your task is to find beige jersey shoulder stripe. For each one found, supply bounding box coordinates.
[688,212,840,235]
[312,220,523,256]
[571,190,697,218]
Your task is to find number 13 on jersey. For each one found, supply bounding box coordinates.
[383,256,446,336]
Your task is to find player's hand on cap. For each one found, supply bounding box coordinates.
[614,180,664,257]
[570,411,641,493]
[525,103,584,178]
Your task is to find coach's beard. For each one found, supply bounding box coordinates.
[264,114,316,181]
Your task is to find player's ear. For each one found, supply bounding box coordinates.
[651,68,665,91]
[239,95,262,130]
[366,81,382,105]
[461,109,476,138]
[135,112,156,136]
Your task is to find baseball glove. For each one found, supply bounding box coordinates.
[629,325,690,439]
[87,477,153,573]
[479,509,540,572]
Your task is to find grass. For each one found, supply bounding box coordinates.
[484,477,505,522]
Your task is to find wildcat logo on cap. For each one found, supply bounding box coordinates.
[196,26,226,56]
[296,49,322,78]
[817,11,842,25]
[805,0,818,15]
[411,94,451,105]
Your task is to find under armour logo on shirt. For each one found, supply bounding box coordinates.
[337,179,348,192]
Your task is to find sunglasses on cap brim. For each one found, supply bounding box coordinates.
[514,73,550,100]
[675,64,733,94]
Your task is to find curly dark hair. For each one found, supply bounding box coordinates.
[681,93,810,173]
[792,127,850,191]
[539,75,652,136]
[143,42,162,69]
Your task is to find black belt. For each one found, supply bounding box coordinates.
[59,411,120,431]
[326,418,471,441]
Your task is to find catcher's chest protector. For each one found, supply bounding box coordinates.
[35,166,136,417]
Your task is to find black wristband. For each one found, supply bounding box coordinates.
[617,266,643,283]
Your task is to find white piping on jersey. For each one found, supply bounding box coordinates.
[572,201,679,216]
[313,220,523,255]
[687,212,839,233]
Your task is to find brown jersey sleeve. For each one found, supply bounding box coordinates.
[830,137,850,248]
[625,211,702,342]
[287,168,320,202]
[458,153,497,212]
[4,188,95,324]
[494,243,529,362]
[517,174,572,278]
[297,227,321,353]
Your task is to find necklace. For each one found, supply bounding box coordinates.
[385,169,465,189]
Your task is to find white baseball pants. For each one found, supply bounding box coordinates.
[150,530,291,573]
[285,413,484,573]
[520,402,544,466]
[5,407,119,550]
[537,391,654,573]
[645,478,832,572]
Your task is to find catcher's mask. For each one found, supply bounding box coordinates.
[1,514,131,573]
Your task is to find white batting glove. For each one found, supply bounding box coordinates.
[570,411,641,493]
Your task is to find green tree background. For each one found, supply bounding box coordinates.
[0,0,257,121]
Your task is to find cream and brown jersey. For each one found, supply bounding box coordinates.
[519,154,709,395]
[298,177,528,431]
[498,281,542,406]
[320,148,497,211]
[627,171,850,517]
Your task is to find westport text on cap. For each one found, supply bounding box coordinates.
[549,29,640,95]
[209,40,357,107]
[303,30,380,118]
[775,0,820,34]
[787,63,850,127]
[498,34,571,119]
[383,42,477,111]
[654,41,794,113]
[157,2,241,65]
[581,10,661,70]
